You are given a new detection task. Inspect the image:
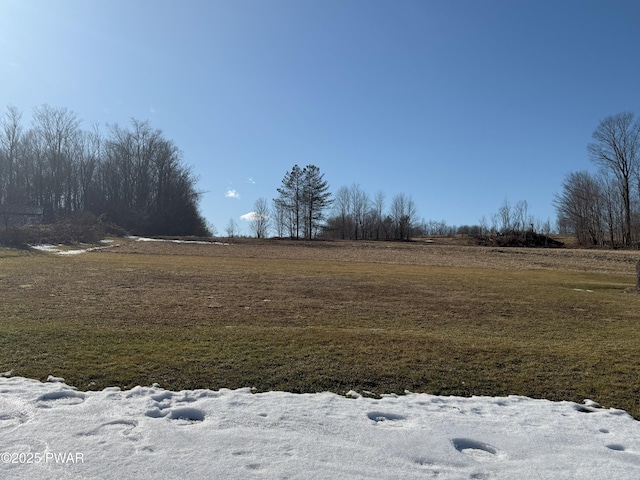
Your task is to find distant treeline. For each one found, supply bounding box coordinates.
[245,165,553,242]
[265,166,420,241]
[0,104,209,236]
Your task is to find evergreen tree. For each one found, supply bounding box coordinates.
[302,165,332,239]
[275,165,304,239]
[275,164,331,239]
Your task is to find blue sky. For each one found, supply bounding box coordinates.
[1,0,639,235]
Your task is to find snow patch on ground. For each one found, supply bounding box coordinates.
[129,236,229,246]
[0,376,639,479]
[29,236,229,255]
[30,244,112,255]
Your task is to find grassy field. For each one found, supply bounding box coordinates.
[2,237,640,418]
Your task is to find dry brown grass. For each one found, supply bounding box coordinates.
[116,236,640,273]
[1,237,640,418]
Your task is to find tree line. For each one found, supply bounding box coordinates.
[0,104,209,236]
[555,112,640,247]
[324,185,418,241]
[242,164,421,241]
[240,164,557,242]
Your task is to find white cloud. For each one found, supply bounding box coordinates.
[241,212,269,222]
[247,177,256,184]
[225,189,240,199]
[240,212,269,222]
[240,211,258,222]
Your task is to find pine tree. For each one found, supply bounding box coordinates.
[275,165,304,239]
[275,164,332,239]
[302,165,332,239]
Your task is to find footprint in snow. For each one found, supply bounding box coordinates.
[97,420,138,436]
[144,406,206,422]
[367,411,406,423]
[0,410,30,430]
[145,407,167,418]
[150,391,173,402]
[606,444,627,452]
[0,397,31,429]
[167,407,206,422]
[78,420,139,440]
[36,389,85,407]
[452,438,500,462]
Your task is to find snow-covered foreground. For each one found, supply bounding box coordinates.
[1,377,639,479]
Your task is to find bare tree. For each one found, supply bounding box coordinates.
[325,187,388,240]
[32,104,81,213]
[588,112,640,246]
[249,197,270,238]
[225,218,238,238]
[349,183,369,240]
[390,193,417,240]
[0,105,24,205]
[599,173,625,246]
[373,190,385,240]
[272,198,286,237]
[332,185,351,239]
[74,126,101,212]
[479,215,489,236]
[513,199,528,232]
[104,120,163,221]
[497,198,512,233]
[554,171,605,246]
